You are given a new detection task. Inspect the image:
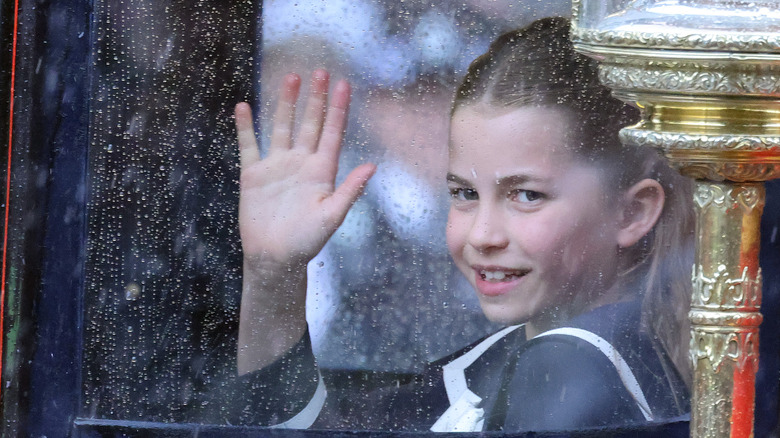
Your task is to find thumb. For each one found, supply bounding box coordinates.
[323,163,376,228]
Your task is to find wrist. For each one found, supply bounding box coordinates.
[242,256,307,309]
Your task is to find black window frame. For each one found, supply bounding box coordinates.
[0,0,776,436]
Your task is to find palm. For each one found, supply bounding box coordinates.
[240,149,341,264]
[236,71,375,269]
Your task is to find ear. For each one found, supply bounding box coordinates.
[617,178,665,248]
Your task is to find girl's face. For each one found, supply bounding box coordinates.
[446,105,624,336]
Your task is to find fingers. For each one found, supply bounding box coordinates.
[235,102,260,170]
[317,79,351,163]
[296,69,330,152]
[269,73,302,152]
[269,70,350,157]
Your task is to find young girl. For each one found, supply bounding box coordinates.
[230,17,693,432]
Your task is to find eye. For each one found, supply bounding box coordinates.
[449,187,478,202]
[510,189,544,203]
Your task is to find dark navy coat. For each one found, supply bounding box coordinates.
[209,300,689,432]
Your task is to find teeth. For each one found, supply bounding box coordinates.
[488,271,505,280]
[482,271,507,281]
[479,269,528,281]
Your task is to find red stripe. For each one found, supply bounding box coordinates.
[731,356,756,438]
[2,0,21,392]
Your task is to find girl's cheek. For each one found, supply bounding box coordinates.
[519,216,564,248]
[557,221,609,276]
[445,213,468,254]
[444,216,458,252]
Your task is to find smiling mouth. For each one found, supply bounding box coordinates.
[478,269,529,282]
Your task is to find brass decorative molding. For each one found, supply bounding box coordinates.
[691,264,762,309]
[686,179,764,438]
[693,184,762,214]
[572,27,780,53]
[689,329,760,374]
[621,129,780,182]
[669,162,780,183]
[599,63,780,96]
[688,310,763,332]
[620,130,780,152]
[570,2,780,435]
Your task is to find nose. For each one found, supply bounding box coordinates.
[467,204,509,253]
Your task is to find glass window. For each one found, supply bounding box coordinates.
[258,0,571,372]
[73,0,708,434]
[82,0,258,421]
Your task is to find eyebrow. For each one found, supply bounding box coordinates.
[446,173,472,186]
[446,173,549,187]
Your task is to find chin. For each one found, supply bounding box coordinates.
[480,306,529,326]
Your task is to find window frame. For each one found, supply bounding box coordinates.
[1,0,776,436]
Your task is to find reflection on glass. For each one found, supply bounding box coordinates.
[234,12,694,432]
[82,0,694,432]
[84,0,256,422]
[576,0,780,39]
[259,0,572,372]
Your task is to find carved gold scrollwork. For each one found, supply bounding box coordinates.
[599,63,780,96]
[737,187,761,212]
[692,184,727,210]
[620,129,780,181]
[691,264,762,309]
[599,64,780,96]
[573,26,780,53]
[620,130,780,152]
[676,162,780,182]
[737,71,780,95]
[690,329,760,373]
[570,3,775,434]
[692,184,762,215]
[738,332,760,373]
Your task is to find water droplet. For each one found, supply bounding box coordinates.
[124,282,141,301]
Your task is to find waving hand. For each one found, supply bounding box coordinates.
[236,70,375,373]
[237,70,375,268]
